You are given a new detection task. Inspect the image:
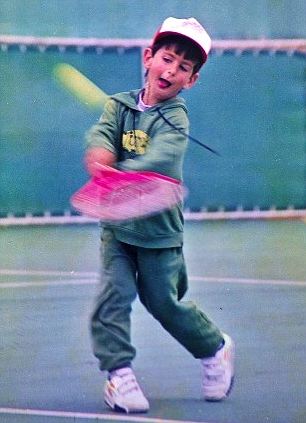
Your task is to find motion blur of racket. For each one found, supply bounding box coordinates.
[53,63,186,220]
[70,165,186,221]
[53,63,217,221]
[53,62,109,110]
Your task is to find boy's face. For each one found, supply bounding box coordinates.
[143,45,199,105]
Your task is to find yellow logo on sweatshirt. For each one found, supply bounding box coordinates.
[122,130,149,155]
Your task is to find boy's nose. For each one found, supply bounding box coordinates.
[167,65,177,76]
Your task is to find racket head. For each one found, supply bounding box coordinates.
[70,167,186,221]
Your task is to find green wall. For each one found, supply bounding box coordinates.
[1,0,306,39]
[0,1,305,214]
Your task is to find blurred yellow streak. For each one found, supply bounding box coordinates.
[53,63,109,110]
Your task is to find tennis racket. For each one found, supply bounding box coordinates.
[70,165,186,221]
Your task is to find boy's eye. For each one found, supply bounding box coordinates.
[180,64,192,72]
[162,54,192,72]
[180,65,188,72]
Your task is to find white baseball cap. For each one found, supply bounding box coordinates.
[152,17,212,66]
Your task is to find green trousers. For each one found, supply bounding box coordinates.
[90,228,223,371]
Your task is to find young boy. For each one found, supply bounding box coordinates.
[85,17,234,413]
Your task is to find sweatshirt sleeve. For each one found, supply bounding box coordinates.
[117,107,189,180]
[85,98,119,154]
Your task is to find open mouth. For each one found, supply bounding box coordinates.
[158,78,171,89]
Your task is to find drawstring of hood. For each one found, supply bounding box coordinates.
[156,107,220,156]
[112,90,220,156]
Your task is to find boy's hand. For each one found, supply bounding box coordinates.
[85,147,116,177]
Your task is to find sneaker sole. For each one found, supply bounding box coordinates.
[205,376,235,402]
[104,398,149,414]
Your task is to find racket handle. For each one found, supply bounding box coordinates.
[93,162,121,176]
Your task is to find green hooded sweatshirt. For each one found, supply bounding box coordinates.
[86,89,189,248]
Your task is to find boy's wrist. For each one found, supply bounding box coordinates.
[85,147,116,176]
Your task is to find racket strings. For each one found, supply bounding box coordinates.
[71,171,185,221]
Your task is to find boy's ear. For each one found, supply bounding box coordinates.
[143,47,153,70]
[183,72,199,90]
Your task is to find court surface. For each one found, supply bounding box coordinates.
[0,219,305,423]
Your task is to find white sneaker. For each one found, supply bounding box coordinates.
[104,367,149,413]
[201,333,235,401]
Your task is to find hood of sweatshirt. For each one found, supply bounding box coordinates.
[111,89,188,113]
